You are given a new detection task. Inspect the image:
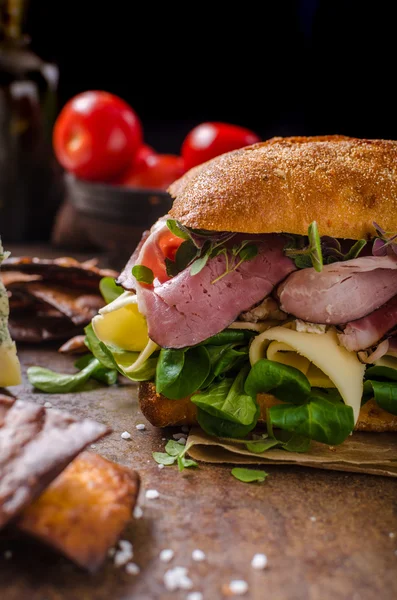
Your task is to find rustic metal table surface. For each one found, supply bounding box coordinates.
[1,247,397,600]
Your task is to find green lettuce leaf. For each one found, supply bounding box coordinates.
[269,392,354,445]
[156,347,210,400]
[99,277,124,304]
[244,359,311,403]
[192,367,257,425]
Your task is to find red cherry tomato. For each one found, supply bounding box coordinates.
[53,91,143,182]
[119,154,185,190]
[114,144,157,184]
[181,122,261,171]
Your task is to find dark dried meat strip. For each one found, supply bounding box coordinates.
[2,257,117,290]
[0,398,111,528]
[24,283,104,326]
[8,314,82,343]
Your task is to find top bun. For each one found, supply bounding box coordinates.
[168,135,397,239]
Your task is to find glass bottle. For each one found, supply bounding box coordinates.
[0,0,63,242]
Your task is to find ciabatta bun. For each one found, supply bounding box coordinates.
[169,135,397,240]
[139,382,397,433]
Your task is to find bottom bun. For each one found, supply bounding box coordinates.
[139,382,397,433]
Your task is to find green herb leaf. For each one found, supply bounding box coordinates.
[152,452,176,465]
[84,324,116,370]
[343,239,367,261]
[177,455,198,471]
[192,367,257,425]
[245,438,280,453]
[190,248,212,275]
[165,439,186,456]
[238,243,258,262]
[308,221,323,272]
[74,354,118,386]
[231,468,268,483]
[165,240,198,277]
[27,357,100,393]
[269,393,354,445]
[364,380,397,415]
[166,219,191,240]
[199,329,255,346]
[156,349,185,394]
[244,359,311,404]
[132,265,154,284]
[294,254,314,269]
[365,365,397,381]
[157,347,210,400]
[99,277,124,304]
[197,407,259,438]
[280,432,311,452]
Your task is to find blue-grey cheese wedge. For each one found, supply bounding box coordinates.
[0,239,21,386]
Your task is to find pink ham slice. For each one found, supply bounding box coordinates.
[338,295,397,351]
[278,255,397,325]
[136,234,295,348]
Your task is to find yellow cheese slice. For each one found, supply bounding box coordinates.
[249,326,365,423]
[266,340,334,388]
[0,240,21,386]
[92,296,149,352]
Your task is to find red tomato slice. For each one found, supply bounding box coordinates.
[139,229,184,284]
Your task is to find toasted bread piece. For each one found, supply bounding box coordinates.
[169,136,397,240]
[18,452,140,572]
[139,381,397,433]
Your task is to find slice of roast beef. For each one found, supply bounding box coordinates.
[278,255,397,325]
[136,235,295,348]
[338,295,397,351]
[117,217,167,291]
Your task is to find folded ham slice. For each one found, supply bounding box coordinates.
[278,255,397,325]
[338,295,397,351]
[135,231,295,348]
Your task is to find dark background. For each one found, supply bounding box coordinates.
[26,0,397,151]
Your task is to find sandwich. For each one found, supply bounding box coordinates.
[91,136,397,447]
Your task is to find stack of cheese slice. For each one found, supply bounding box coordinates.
[0,239,21,386]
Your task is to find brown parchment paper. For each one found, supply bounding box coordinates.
[186,429,397,477]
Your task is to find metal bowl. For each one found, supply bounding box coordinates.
[54,174,173,268]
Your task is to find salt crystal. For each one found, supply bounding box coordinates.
[310,516,317,522]
[125,562,140,575]
[133,506,143,519]
[145,489,160,500]
[114,539,133,567]
[187,593,203,600]
[251,553,268,570]
[228,580,248,595]
[90,444,96,449]
[164,566,193,591]
[192,549,206,562]
[136,424,146,431]
[121,431,131,440]
[177,438,187,446]
[173,433,187,441]
[44,401,52,409]
[158,464,165,470]
[389,532,396,539]
[159,548,174,563]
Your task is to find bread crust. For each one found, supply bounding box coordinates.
[139,382,397,433]
[168,135,397,239]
